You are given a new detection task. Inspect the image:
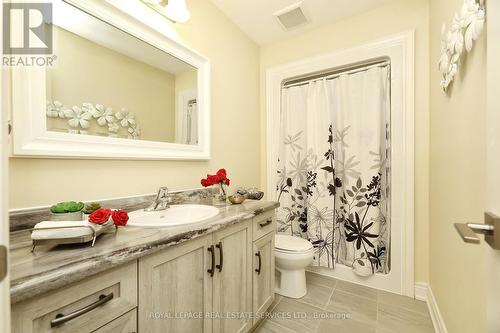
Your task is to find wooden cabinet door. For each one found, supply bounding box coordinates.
[252,232,275,326]
[212,221,253,333]
[138,235,213,333]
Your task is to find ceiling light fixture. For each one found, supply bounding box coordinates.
[141,0,191,23]
[163,0,190,23]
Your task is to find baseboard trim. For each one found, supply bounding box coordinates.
[414,282,428,301]
[414,283,448,333]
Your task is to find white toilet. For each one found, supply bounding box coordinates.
[274,234,314,298]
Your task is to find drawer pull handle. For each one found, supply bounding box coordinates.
[50,293,114,327]
[216,241,223,272]
[255,251,262,275]
[259,219,272,228]
[207,245,215,277]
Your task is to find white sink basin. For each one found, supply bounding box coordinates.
[127,204,219,228]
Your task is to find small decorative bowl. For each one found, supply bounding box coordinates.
[228,194,246,204]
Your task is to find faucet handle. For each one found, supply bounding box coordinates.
[156,187,169,200]
[145,187,171,212]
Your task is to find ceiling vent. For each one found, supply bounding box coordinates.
[274,2,308,31]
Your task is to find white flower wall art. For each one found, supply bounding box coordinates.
[92,104,116,126]
[65,106,92,129]
[46,100,69,119]
[108,122,119,135]
[128,125,141,139]
[46,101,141,139]
[439,0,485,92]
[115,108,136,127]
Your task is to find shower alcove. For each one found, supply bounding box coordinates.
[266,32,415,296]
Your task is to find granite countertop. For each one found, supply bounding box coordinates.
[9,199,279,304]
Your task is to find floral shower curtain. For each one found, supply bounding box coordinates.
[276,65,391,276]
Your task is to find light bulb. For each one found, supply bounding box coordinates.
[163,0,190,23]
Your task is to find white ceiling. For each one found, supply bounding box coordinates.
[210,0,400,45]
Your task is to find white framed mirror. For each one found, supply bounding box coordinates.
[10,0,210,160]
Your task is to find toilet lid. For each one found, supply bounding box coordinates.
[275,234,313,252]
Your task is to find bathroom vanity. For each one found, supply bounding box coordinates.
[9,199,278,333]
[6,0,278,330]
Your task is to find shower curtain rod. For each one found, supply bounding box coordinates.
[282,59,390,88]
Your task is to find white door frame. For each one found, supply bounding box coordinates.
[266,31,415,296]
[0,0,12,330]
[175,89,198,144]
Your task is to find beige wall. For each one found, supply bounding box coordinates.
[429,0,487,332]
[9,0,260,209]
[175,69,197,95]
[48,26,177,142]
[260,0,430,284]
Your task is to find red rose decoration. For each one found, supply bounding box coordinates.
[207,174,219,184]
[88,208,112,225]
[200,168,231,187]
[112,210,129,226]
[216,169,227,179]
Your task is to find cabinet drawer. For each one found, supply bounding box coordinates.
[92,309,137,333]
[253,210,275,240]
[12,261,137,333]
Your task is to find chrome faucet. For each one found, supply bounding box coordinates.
[145,187,172,211]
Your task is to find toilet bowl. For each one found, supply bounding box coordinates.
[274,234,314,298]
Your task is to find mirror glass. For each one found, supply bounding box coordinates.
[46,2,199,145]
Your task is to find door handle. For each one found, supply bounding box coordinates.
[455,212,500,249]
[216,241,223,272]
[255,251,262,275]
[0,245,6,282]
[454,223,493,243]
[207,245,215,277]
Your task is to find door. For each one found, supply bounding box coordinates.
[252,232,274,326]
[138,234,213,333]
[487,2,500,331]
[0,0,11,330]
[212,221,252,333]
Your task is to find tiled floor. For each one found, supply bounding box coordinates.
[255,272,434,333]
